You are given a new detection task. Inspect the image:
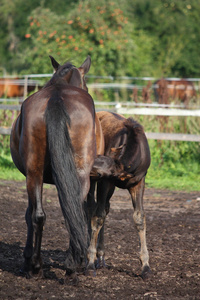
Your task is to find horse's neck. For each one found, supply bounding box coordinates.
[43,77,67,89]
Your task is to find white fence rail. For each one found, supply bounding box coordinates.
[1,101,200,142]
[116,107,200,117]
[1,101,200,116]
[1,126,199,142]
[0,75,200,141]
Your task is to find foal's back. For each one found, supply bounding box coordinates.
[97,111,150,187]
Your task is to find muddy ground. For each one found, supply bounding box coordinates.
[0,180,200,299]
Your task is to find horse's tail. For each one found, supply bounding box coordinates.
[45,93,87,265]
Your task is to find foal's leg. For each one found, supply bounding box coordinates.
[87,180,97,239]
[24,173,46,278]
[96,182,115,268]
[87,180,115,273]
[129,177,151,279]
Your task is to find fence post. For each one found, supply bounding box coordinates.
[23,75,28,99]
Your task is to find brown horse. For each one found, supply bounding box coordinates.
[10,56,97,284]
[87,111,151,279]
[154,78,196,106]
[48,56,105,158]
[0,77,38,98]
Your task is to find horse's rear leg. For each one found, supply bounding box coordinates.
[24,175,46,278]
[129,177,151,279]
[23,202,33,277]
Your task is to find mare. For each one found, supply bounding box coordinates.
[10,55,97,284]
[0,77,38,98]
[87,111,151,279]
[154,78,196,107]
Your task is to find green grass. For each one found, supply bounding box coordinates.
[145,140,200,191]
[146,162,200,192]
[1,130,200,192]
[1,150,200,192]
[0,154,25,181]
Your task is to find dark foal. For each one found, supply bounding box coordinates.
[90,149,130,180]
[87,111,151,279]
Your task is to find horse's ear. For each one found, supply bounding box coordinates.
[68,68,82,88]
[79,56,91,75]
[49,56,60,72]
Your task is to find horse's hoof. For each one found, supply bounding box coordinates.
[20,264,33,279]
[141,265,152,280]
[32,268,44,279]
[64,272,79,285]
[85,268,97,277]
[76,266,85,275]
[26,271,34,279]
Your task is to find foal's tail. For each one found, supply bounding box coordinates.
[45,94,87,266]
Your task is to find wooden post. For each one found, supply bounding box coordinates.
[23,76,28,99]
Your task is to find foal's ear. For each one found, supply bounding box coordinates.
[79,55,91,75]
[49,56,60,72]
[110,145,125,160]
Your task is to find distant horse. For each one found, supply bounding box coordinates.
[0,77,38,98]
[10,55,97,284]
[87,111,151,279]
[154,78,196,106]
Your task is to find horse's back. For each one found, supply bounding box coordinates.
[21,84,95,132]
[11,85,96,182]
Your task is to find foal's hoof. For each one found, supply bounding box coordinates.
[64,272,79,286]
[141,265,152,280]
[95,256,107,269]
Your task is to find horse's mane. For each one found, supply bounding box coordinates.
[44,62,75,88]
[58,62,75,77]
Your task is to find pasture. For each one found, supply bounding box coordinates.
[0,180,199,299]
[0,74,200,298]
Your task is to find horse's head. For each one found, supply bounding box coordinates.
[49,55,91,91]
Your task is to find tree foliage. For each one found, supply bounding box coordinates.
[0,0,200,77]
[16,0,152,76]
[131,0,200,77]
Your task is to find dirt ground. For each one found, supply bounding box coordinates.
[0,180,200,299]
